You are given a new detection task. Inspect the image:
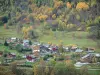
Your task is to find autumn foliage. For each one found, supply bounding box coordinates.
[36,14,48,21]
[22,26,33,39]
[54,1,63,8]
[76,2,89,10]
[66,2,72,8]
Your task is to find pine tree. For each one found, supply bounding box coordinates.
[4,40,8,46]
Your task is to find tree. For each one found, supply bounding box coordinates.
[10,62,17,74]
[22,27,31,39]
[34,0,54,7]
[54,1,63,9]
[15,44,23,52]
[0,66,15,75]
[4,40,9,46]
[80,66,89,75]
[76,2,89,10]
[44,66,49,75]
[54,62,68,75]
[29,40,32,45]
[66,2,72,8]
[58,44,64,53]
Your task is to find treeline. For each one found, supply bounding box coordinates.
[0,60,90,75]
[0,0,100,40]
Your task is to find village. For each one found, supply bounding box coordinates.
[0,37,100,69]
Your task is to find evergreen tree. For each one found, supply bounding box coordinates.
[4,40,9,46]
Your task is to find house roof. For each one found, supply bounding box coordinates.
[75,49,83,52]
[23,40,29,43]
[11,37,17,40]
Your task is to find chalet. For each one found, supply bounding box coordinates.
[86,47,95,53]
[71,45,78,51]
[31,45,40,53]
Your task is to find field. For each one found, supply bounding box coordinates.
[0,26,100,52]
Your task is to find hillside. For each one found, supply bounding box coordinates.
[0,0,100,75]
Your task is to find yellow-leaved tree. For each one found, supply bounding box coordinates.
[76,2,89,10]
[22,26,33,39]
[54,1,63,9]
[66,2,72,8]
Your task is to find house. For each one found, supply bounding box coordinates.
[31,45,40,54]
[6,37,16,43]
[71,45,78,51]
[23,39,29,45]
[26,55,35,62]
[63,46,69,52]
[23,39,30,48]
[86,47,95,53]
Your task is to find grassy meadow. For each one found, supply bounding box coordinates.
[0,26,99,52]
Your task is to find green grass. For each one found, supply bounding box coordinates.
[0,44,22,55]
[38,31,100,52]
[88,70,100,75]
[0,26,22,39]
[0,25,100,52]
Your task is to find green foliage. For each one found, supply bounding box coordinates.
[34,0,54,7]
[43,54,53,60]
[28,30,39,39]
[9,42,16,50]
[0,66,15,75]
[47,59,56,66]
[88,17,100,39]
[4,41,9,46]
[0,21,3,26]
[15,44,23,52]
[29,40,32,45]
[7,20,13,26]
[76,14,80,21]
